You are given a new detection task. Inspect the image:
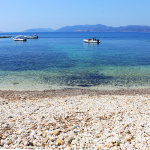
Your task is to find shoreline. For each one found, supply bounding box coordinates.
[0,88,150,100]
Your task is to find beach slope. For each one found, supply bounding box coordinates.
[0,89,150,149]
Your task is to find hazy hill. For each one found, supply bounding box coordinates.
[116,25,150,32]
[23,24,150,32]
[55,24,109,32]
[55,24,150,32]
[24,28,54,32]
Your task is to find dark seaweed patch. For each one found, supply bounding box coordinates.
[43,73,114,87]
[42,74,150,88]
[77,84,93,87]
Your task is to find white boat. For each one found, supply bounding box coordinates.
[24,34,38,39]
[83,39,100,44]
[13,35,27,41]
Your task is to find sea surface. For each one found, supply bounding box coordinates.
[0,32,150,91]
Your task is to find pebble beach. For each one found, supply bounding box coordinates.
[0,89,150,149]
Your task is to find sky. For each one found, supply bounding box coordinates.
[0,0,150,32]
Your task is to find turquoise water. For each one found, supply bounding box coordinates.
[0,32,150,90]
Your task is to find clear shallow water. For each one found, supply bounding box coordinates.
[0,32,150,90]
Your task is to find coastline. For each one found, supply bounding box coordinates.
[0,88,150,149]
[0,88,150,100]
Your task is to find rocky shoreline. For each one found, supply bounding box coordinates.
[0,89,150,149]
[0,88,150,99]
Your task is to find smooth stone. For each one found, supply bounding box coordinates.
[17,144,25,148]
[53,129,61,136]
[125,135,132,141]
[42,131,46,137]
[56,139,64,145]
[8,116,13,119]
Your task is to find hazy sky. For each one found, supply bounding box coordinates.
[0,0,150,32]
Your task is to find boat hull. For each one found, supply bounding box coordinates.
[13,38,27,41]
[83,39,100,44]
[24,36,38,39]
[24,34,38,39]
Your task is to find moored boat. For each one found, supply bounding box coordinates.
[13,35,27,41]
[24,34,38,39]
[83,38,100,44]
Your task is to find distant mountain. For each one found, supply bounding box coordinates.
[23,24,150,32]
[116,25,150,32]
[55,24,108,32]
[55,24,150,32]
[24,28,54,32]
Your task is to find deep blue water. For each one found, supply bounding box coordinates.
[0,32,150,90]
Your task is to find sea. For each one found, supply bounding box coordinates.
[0,32,150,91]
